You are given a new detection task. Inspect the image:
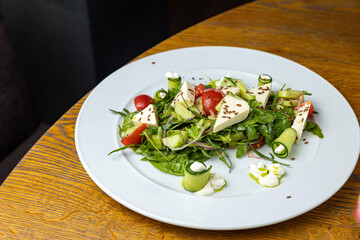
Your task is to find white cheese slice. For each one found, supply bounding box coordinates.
[248,83,272,107]
[132,104,158,127]
[171,81,195,107]
[221,87,240,95]
[213,95,250,133]
[291,102,311,143]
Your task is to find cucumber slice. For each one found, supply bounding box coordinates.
[163,132,188,148]
[220,77,237,87]
[219,77,255,100]
[174,102,195,120]
[184,162,212,192]
[168,76,181,96]
[152,127,164,149]
[271,128,297,158]
[215,98,224,112]
[123,126,138,136]
[235,80,255,100]
[258,74,272,86]
[278,90,303,99]
[154,89,167,102]
[281,99,298,107]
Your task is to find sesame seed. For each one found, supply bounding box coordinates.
[236,104,242,107]
[304,141,309,144]
[291,157,295,160]
[286,196,292,199]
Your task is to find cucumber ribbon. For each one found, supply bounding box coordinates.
[271,128,297,158]
[184,162,212,192]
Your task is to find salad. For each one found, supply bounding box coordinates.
[110,72,323,192]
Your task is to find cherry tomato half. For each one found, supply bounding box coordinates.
[134,94,154,110]
[300,101,314,117]
[251,137,266,149]
[121,124,147,146]
[201,90,224,116]
[195,84,206,98]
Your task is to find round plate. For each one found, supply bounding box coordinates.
[75,46,360,230]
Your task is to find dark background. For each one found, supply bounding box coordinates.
[0,0,252,183]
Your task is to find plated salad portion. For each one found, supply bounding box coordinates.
[110,72,323,193]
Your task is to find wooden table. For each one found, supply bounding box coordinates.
[1,0,359,239]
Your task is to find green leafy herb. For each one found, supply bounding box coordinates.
[108,144,137,155]
[248,143,289,166]
[304,121,324,138]
[236,144,249,158]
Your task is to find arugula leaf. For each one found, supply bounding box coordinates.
[109,109,127,117]
[248,144,289,166]
[149,154,189,176]
[236,144,249,158]
[108,144,137,155]
[304,121,324,138]
[206,137,232,171]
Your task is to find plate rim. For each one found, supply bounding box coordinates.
[75,46,360,230]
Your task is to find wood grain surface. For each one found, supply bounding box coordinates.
[1,0,360,239]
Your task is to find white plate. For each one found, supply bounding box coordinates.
[75,46,360,230]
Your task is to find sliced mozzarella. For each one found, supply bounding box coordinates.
[258,172,279,187]
[190,161,206,172]
[248,83,272,107]
[132,104,158,127]
[209,173,226,190]
[274,144,285,154]
[213,95,250,133]
[195,181,214,196]
[171,81,195,107]
[249,163,267,179]
[221,87,240,95]
[267,164,285,178]
[291,102,311,143]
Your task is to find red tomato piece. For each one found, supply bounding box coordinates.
[134,94,154,110]
[251,137,266,149]
[121,124,147,146]
[300,101,314,117]
[201,90,223,116]
[195,84,206,98]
